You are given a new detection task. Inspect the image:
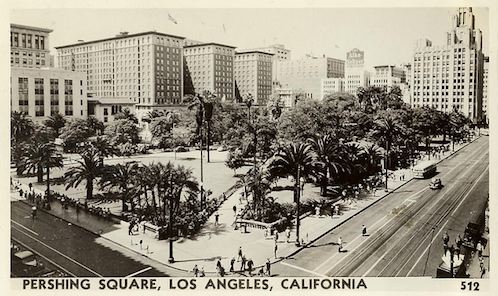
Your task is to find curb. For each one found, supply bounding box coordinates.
[272,136,481,268]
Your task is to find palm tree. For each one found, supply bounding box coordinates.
[308,134,347,196]
[370,112,405,189]
[65,147,102,200]
[243,94,256,166]
[90,136,117,166]
[114,108,138,124]
[269,142,319,246]
[360,143,383,175]
[100,162,139,212]
[43,112,67,137]
[186,91,215,162]
[243,166,273,214]
[11,111,35,175]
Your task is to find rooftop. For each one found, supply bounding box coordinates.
[184,42,236,49]
[87,97,136,105]
[55,31,185,49]
[11,23,53,33]
[235,50,274,56]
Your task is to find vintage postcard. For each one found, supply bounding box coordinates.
[2,0,496,295]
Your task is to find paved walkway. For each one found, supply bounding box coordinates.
[11,136,479,276]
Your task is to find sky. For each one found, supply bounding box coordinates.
[10,7,489,69]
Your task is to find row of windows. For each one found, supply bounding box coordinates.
[11,32,46,50]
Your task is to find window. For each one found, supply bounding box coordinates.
[18,77,29,114]
[64,80,73,116]
[35,78,44,116]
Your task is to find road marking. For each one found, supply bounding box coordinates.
[357,148,488,277]
[405,166,489,277]
[11,226,103,277]
[279,261,326,277]
[315,188,425,274]
[11,220,39,236]
[126,267,152,277]
[11,237,76,277]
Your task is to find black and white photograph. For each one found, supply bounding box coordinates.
[3,0,495,294]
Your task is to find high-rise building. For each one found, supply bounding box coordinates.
[183,43,235,101]
[56,31,185,120]
[321,78,345,99]
[234,51,273,105]
[345,48,370,95]
[401,63,412,104]
[411,7,485,122]
[11,67,88,122]
[10,24,53,68]
[482,56,489,124]
[249,44,291,88]
[276,55,345,100]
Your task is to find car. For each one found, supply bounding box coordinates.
[429,178,442,189]
[174,146,189,152]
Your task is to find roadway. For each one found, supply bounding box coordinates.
[11,201,188,277]
[273,136,489,277]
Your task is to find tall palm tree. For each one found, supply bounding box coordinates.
[43,112,67,137]
[269,142,320,246]
[243,166,273,213]
[370,112,405,189]
[89,136,117,167]
[360,143,383,175]
[186,91,215,162]
[243,93,257,166]
[100,162,139,212]
[308,134,347,196]
[65,148,102,200]
[11,111,35,175]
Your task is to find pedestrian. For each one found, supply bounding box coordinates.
[362,225,367,236]
[192,264,199,277]
[335,205,340,216]
[476,241,483,259]
[31,206,37,220]
[258,267,265,277]
[479,258,486,278]
[214,212,219,226]
[216,259,222,271]
[240,255,246,271]
[230,257,235,272]
[199,266,205,277]
[19,188,24,198]
[285,227,291,243]
[274,242,278,259]
[338,236,343,252]
[233,205,237,215]
[237,246,243,261]
[274,231,279,242]
[128,223,134,235]
[330,205,334,218]
[266,258,271,276]
[247,258,254,276]
[442,231,450,254]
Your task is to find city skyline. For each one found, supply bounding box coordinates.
[11,7,489,69]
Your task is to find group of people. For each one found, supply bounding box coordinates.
[442,230,486,277]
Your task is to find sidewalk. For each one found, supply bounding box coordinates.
[11,136,480,275]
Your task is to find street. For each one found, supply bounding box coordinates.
[273,136,489,277]
[11,201,188,277]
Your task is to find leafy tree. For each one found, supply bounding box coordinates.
[411,107,441,157]
[150,114,175,149]
[21,142,63,187]
[225,149,245,175]
[267,91,283,121]
[104,119,141,146]
[65,147,101,200]
[86,116,105,136]
[60,118,94,152]
[114,108,138,124]
[43,112,67,137]
[11,111,35,174]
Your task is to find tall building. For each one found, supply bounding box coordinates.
[482,56,489,124]
[10,24,53,68]
[183,43,235,101]
[56,31,185,120]
[411,7,485,122]
[249,44,291,88]
[321,78,345,99]
[345,48,370,95]
[401,63,412,104]
[276,55,345,100]
[11,67,88,122]
[234,51,273,105]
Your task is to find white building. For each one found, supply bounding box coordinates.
[371,65,405,88]
[411,7,485,123]
[345,48,370,95]
[249,44,291,88]
[482,56,489,124]
[234,51,273,105]
[321,78,345,99]
[11,67,88,122]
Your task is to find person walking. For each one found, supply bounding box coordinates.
[240,255,247,271]
[216,259,222,271]
[237,246,243,262]
[230,257,235,272]
[214,211,220,226]
[362,225,367,236]
[274,231,279,242]
[199,266,205,277]
[128,222,134,235]
[247,258,254,276]
[31,206,37,220]
[476,241,484,259]
[442,231,450,254]
[232,205,237,215]
[274,242,278,259]
[338,236,343,252]
[285,227,291,243]
[266,258,271,276]
[192,264,199,277]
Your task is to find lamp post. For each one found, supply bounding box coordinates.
[168,173,175,263]
[295,166,303,247]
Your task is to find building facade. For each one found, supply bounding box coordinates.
[87,97,136,124]
[321,78,345,99]
[183,43,235,101]
[371,65,405,88]
[411,7,485,122]
[276,55,345,100]
[11,67,88,122]
[482,56,489,124]
[250,44,291,88]
[10,24,53,68]
[56,31,185,120]
[234,51,273,105]
[345,48,370,95]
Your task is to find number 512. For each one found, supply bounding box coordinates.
[461,281,479,291]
